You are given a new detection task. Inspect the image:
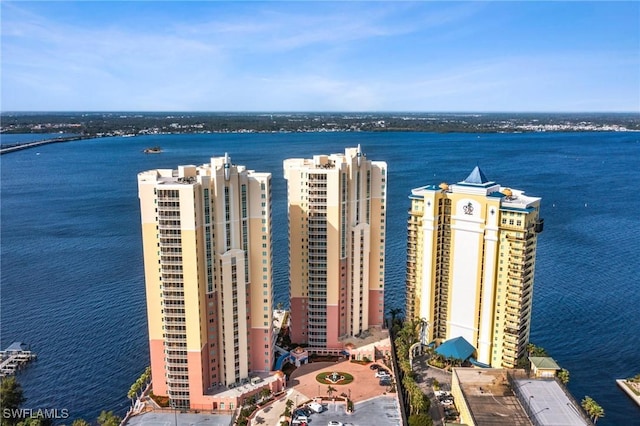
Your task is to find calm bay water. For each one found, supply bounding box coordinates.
[1,131,639,424]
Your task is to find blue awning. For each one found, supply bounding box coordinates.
[469,358,492,368]
[435,336,476,361]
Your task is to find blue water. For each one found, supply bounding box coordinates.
[1,132,639,424]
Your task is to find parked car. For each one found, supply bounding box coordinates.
[327,422,343,426]
[379,378,392,386]
[294,409,310,418]
[375,370,391,378]
[309,402,324,413]
[300,407,312,416]
[369,363,381,370]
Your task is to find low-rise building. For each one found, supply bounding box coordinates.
[529,357,561,378]
[451,368,591,426]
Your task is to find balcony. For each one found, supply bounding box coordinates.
[158,223,181,230]
[159,241,182,248]
[163,311,185,319]
[162,295,184,302]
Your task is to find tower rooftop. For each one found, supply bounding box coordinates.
[463,165,490,184]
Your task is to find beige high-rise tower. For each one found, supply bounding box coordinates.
[406,166,543,368]
[138,154,277,409]
[284,146,387,348]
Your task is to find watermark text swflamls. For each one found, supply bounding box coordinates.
[2,408,70,420]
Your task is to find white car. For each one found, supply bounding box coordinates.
[375,370,391,378]
[309,402,324,413]
[327,422,343,426]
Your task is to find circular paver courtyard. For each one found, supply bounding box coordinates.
[288,360,393,403]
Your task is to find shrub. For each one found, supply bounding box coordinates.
[408,413,433,426]
[315,372,354,385]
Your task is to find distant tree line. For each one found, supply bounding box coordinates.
[2,112,638,135]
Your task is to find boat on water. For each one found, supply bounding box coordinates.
[143,146,162,154]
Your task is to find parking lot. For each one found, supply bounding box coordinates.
[295,396,401,426]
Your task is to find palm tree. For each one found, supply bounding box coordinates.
[97,411,121,426]
[557,368,570,385]
[581,395,593,414]
[581,396,603,423]
[259,387,271,401]
[582,396,604,424]
[326,385,337,398]
[0,376,26,415]
[526,343,536,358]
[590,403,604,424]
[283,399,293,417]
[388,308,403,326]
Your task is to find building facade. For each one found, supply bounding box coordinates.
[406,166,543,368]
[284,146,387,348]
[138,154,280,409]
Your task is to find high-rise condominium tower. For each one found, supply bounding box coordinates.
[406,166,543,368]
[138,154,275,409]
[284,146,387,348]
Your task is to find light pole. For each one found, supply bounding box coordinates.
[170,401,177,426]
[532,407,550,421]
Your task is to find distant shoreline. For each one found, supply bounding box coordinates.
[1,112,638,136]
[3,123,639,155]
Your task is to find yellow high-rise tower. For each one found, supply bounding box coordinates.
[284,146,387,348]
[406,166,543,368]
[138,154,281,409]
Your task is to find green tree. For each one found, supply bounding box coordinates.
[17,419,52,426]
[526,343,548,357]
[282,398,293,417]
[388,308,403,326]
[71,420,91,426]
[557,369,570,385]
[0,377,26,425]
[581,396,604,424]
[326,385,337,398]
[97,410,121,426]
[408,413,434,426]
[432,378,440,391]
[591,403,605,424]
[259,387,271,401]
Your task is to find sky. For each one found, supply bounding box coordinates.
[1,1,639,112]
